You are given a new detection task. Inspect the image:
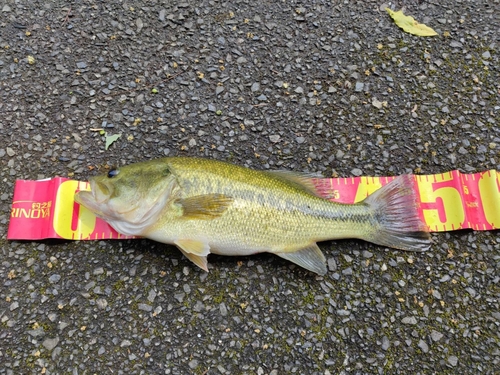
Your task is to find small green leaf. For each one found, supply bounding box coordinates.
[105,132,121,150]
[386,8,438,37]
[151,88,159,94]
[216,110,222,116]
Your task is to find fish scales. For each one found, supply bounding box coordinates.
[160,158,373,248]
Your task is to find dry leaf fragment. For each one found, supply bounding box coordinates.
[386,8,438,37]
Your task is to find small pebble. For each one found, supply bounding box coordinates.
[448,356,458,366]
[355,82,364,92]
[402,316,417,325]
[49,274,61,283]
[251,82,260,92]
[42,337,59,351]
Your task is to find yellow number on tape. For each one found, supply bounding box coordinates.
[478,171,500,228]
[53,180,96,239]
[417,173,465,231]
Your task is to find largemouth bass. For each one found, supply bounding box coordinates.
[75,157,431,275]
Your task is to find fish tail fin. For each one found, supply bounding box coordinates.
[362,175,431,251]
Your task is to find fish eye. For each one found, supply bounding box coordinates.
[107,168,120,178]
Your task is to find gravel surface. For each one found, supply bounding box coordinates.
[1,0,499,374]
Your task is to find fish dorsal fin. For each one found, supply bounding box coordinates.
[177,194,233,220]
[275,243,327,275]
[175,239,210,272]
[265,170,323,197]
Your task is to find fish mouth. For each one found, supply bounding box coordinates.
[74,179,132,219]
[75,179,158,223]
[74,180,109,218]
[75,190,104,217]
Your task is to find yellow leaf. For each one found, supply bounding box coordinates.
[386,8,438,37]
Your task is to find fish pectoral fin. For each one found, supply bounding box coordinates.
[275,243,327,275]
[175,239,211,272]
[178,194,233,220]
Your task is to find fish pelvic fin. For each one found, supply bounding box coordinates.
[363,175,431,251]
[275,243,327,275]
[177,194,233,220]
[175,239,210,272]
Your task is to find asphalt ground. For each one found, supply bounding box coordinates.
[0,0,499,374]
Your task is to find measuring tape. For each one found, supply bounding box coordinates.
[7,170,500,240]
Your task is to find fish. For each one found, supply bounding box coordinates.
[74,157,431,275]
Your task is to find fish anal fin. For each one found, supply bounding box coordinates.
[178,249,209,272]
[175,239,210,256]
[178,194,233,220]
[175,239,210,272]
[275,243,327,275]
